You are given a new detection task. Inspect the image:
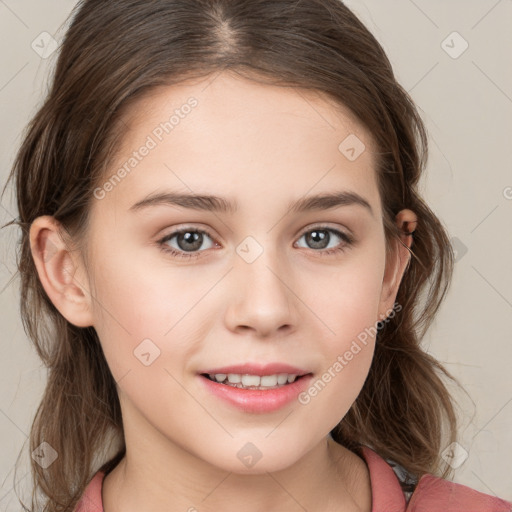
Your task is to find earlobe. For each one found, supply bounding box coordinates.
[29,215,94,328]
[378,209,417,318]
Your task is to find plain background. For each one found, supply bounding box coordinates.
[0,0,511,508]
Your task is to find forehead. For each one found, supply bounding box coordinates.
[94,71,381,217]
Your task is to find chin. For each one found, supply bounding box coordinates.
[197,437,311,475]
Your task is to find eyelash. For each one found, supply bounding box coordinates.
[157,226,355,260]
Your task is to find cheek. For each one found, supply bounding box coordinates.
[307,240,386,338]
[88,244,215,379]
[295,243,386,416]
[298,294,379,431]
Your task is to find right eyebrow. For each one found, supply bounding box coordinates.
[129,191,236,214]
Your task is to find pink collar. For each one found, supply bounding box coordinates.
[75,445,512,511]
[361,446,407,511]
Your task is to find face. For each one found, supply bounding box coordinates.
[40,71,409,474]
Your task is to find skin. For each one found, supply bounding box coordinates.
[30,70,416,512]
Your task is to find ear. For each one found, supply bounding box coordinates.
[378,209,417,319]
[29,215,94,328]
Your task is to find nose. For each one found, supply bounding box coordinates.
[224,247,299,338]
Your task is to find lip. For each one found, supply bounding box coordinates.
[198,373,314,414]
[199,362,311,377]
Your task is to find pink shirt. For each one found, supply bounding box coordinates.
[74,446,511,511]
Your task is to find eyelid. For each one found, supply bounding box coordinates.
[157,222,352,243]
[157,225,219,248]
[157,223,220,242]
[157,222,355,259]
[296,222,353,238]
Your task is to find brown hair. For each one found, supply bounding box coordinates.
[3,0,463,510]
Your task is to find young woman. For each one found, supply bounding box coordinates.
[4,1,511,511]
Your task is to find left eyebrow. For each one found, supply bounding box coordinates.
[287,190,374,218]
[128,190,374,218]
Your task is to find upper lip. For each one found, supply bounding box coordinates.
[199,363,312,377]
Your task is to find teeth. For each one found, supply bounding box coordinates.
[208,373,299,388]
[260,375,278,387]
[277,374,289,385]
[241,374,261,387]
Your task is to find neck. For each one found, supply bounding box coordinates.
[102,434,370,512]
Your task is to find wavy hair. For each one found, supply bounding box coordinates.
[2,0,463,510]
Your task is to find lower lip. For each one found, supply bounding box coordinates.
[198,374,314,413]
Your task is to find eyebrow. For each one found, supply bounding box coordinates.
[129,190,374,217]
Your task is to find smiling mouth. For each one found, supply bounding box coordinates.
[200,373,311,390]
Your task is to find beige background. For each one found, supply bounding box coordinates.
[0,0,511,508]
